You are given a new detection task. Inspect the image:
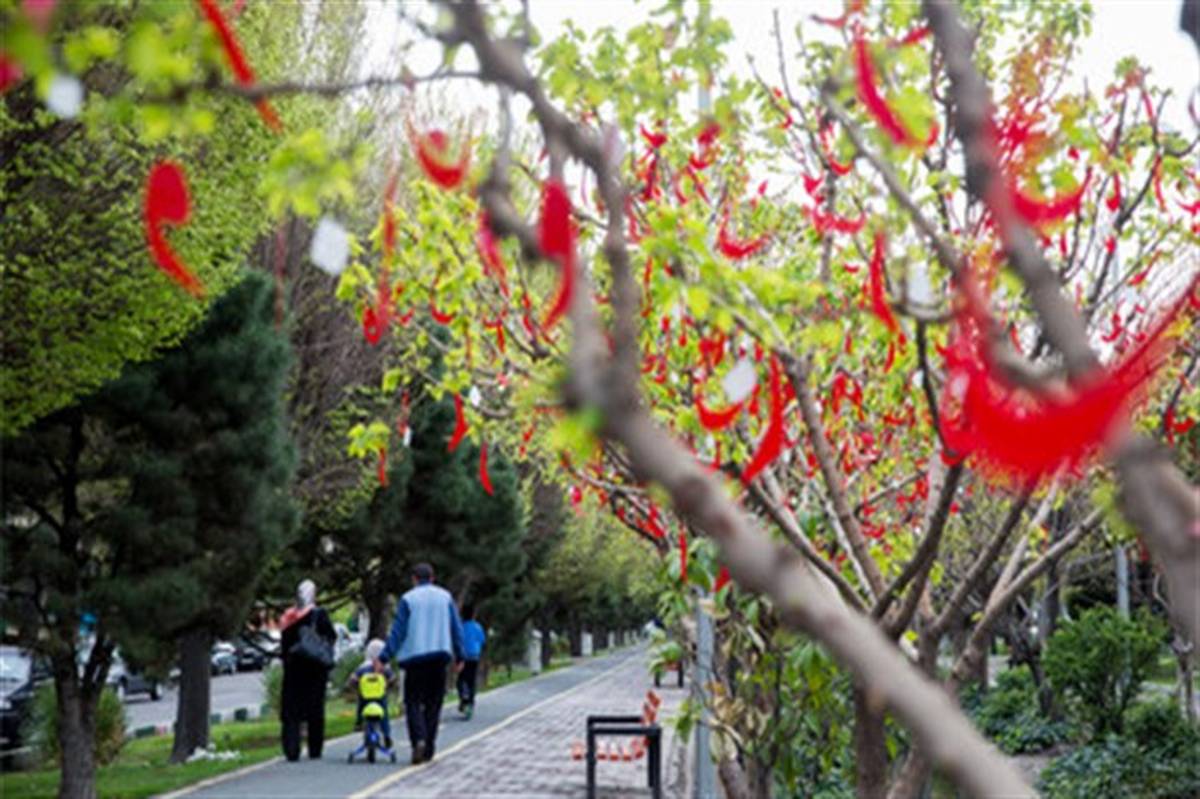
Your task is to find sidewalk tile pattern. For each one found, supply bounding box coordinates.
[372,652,686,798]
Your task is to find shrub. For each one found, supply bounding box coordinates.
[1038,700,1199,799]
[262,664,283,716]
[330,650,365,701]
[965,666,1074,754]
[1043,606,1165,738]
[23,683,127,766]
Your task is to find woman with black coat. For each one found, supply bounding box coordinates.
[279,579,336,761]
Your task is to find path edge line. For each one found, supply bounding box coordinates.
[346,647,642,799]
[155,646,641,799]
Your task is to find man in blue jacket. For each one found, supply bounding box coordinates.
[375,563,464,764]
[456,605,486,719]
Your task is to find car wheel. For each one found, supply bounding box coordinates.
[150,683,162,701]
[116,679,127,702]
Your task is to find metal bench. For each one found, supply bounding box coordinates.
[653,660,684,688]
[579,690,663,799]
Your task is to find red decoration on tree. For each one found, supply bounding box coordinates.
[144,161,204,297]
[854,34,936,148]
[362,305,384,344]
[713,566,731,593]
[539,178,576,328]
[1009,174,1089,225]
[717,214,769,259]
[678,530,688,582]
[1164,405,1195,444]
[1105,172,1122,212]
[868,232,905,343]
[895,25,932,46]
[195,0,281,131]
[695,393,744,431]
[479,442,494,495]
[411,128,470,189]
[476,211,509,296]
[883,339,897,373]
[429,295,454,325]
[376,446,389,486]
[940,276,1196,480]
[0,53,22,92]
[447,393,468,452]
[741,357,786,485]
[639,124,667,149]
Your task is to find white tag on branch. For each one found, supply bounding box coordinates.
[907,261,934,308]
[402,426,413,447]
[722,358,757,404]
[469,385,482,408]
[310,217,350,276]
[46,74,83,118]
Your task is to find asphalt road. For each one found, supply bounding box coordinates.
[124,670,267,731]
[172,646,642,799]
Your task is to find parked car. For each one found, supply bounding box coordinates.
[1,646,50,751]
[211,642,237,676]
[107,653,162,701]
[233,636,268,672]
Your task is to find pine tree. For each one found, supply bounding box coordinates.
[95,271,298,762]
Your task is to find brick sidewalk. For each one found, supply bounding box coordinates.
[371,651,688,798]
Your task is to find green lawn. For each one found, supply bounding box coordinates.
[0,652,588,799]
[0,701,358,799]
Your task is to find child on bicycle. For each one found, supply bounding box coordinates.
[348,639,396,748]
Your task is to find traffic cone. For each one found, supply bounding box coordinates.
[621,743,633,761]
[570,740,584,760]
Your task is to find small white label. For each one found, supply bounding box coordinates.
[469,385,482,407]
[402,426,412,447]
[722,358,757,404]
[46,74,83,118]
[310,217,350,276]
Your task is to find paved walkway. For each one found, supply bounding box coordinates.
[173,645,687,799]
[366,648,687,798]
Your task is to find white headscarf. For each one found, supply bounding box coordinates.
[297,579,316,609]
[363,638,385,668]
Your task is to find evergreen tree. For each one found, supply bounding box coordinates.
[94,271,298,762]
[296,389,528,649]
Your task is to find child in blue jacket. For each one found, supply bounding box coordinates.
[457,605,486,718]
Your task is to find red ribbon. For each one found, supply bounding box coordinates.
[144,161,204,297]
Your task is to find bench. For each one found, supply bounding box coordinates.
[653,660,684,688]
[575,690,663,799]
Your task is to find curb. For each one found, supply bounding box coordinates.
[127,703,272,741]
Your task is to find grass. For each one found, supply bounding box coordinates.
[474,654,575,694]
[0,650,592,799]
[0,700,359,799]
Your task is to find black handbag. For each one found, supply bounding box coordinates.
[290,620,334,668]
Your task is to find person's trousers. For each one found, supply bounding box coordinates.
[403,658,448,755]
[457,659,480,707]
[281,704,325,761]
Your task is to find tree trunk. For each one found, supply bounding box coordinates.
[170,628,213,763]
[1172,633,1196,723]
[853,686,889,799]
[539,623,553,670]
[55,669,98,799]
[568,622,583,657]
[717,753,753,799]
[365,587,390,641]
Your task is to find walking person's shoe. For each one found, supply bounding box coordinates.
[411,740,426,765]
[463,702,473,720]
